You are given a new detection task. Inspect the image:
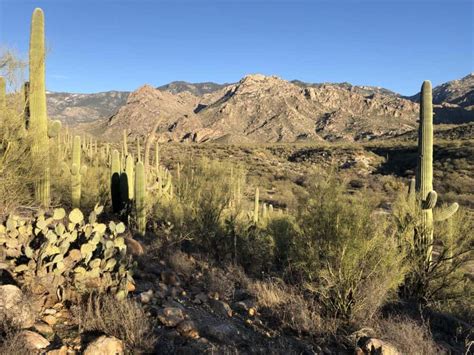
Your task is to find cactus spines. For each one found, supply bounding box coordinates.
[71,136,82,208]
[111,149,122,213]
[135,161,146,236]
[253,187,260,223]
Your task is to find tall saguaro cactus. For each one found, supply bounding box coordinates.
[70,135,83,208]
[135,161,146,236]
[28,8,61,206]
[414,80,459,264]
[253,187,260,223]
[111,149,122,213]
[0,76,5,130]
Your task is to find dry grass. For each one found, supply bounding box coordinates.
[0,319,29,355]
[72,294,156,353]
[249,279,323,335]
[374,316,441,355]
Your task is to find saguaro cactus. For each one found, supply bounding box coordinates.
[253,187,260,223]
[0,76,5,130]
[135,161,146,236]
[125,154,134,200]
[28,8,61,206]
[414,80,458,263]
[70,135,86,208]
[110,149,122,213]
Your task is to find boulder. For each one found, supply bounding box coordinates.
[0,284,36,328]
[209,299,233,317]
[18,330,50,350]
[177,320,199,339]
[83,335,124,355]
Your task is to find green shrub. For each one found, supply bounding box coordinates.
[286,177,406,320]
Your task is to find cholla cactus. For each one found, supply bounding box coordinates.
[413,80,459,263]
[0,206,133,302]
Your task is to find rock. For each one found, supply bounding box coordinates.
[18,330,50,350]
[233,299,257,316]
[33,322,54,338]
[44,308,57,315]
[201,323,240,344]
[362,338,401,355]
[177,320,199,339]
[83,335,124,355]
[0,284,36,328]
[161,270,180,286]
[139,290,153,304]
[127,281,136,292]
[193,292,208,304]
[46,345,68,355]
[125,237,144,256]
[43,314,57,326]
[209,299,233,317]
[158,307,185,327]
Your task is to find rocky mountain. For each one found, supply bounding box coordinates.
[158,81,228,96]
[104,74,419,143]
[46,91,129,125]
[408,73,474,124]
[292,80,400,98]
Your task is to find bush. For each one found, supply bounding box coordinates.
[72,294,156,352]
[285,177,406,320]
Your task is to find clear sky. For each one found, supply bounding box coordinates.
[0,0,472,95]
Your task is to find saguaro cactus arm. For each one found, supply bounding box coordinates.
[433,203,459,222]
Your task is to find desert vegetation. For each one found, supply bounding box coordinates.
[0,7,472,355]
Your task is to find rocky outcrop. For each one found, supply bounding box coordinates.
[0,284,36,328]
[105,74,420,143]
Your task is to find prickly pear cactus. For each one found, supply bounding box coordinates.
[0,205,133,303]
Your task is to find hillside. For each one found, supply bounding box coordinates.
[104,74,419,143]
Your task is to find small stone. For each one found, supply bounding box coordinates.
[161,270,180,286]
[0,285,36,328]
[47,345,68,355]
[209,299,233,317]
[44,308,57,315]
[18,330,50,350]
[177,320,199,339]
[125,237,144,256]
[362,338,400,355]
[193,292,207,304]
[43,314,57,326]
[83,335,124,355]
[139,290,153,304]
[158,307,185,327]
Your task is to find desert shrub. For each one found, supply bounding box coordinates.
[72,294,156,352]
[373,316,440,354]
[0,52,39,216]
[286,177,406,320]
[249,279,323,335]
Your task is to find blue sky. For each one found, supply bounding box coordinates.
[0,0,472,95]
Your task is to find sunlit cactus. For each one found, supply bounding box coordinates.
[135,161,146,236]
[253,187,260,223]
[70,135,83,208]
[414,80,458,263]
[125,154,134,200]
[28,8,61,206]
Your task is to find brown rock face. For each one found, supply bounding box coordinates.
[105,74,419,143]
